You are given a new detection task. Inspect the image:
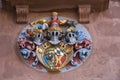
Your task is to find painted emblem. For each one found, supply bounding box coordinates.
[36,42,73,71]
[17,12,92,72]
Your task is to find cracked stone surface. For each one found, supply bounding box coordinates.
[0,1,120,80]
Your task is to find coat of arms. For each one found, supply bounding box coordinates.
[17,12,92,72]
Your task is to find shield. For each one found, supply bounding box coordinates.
[36,42,73,71]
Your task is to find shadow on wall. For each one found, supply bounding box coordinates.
[111,0,120,1]
[0,0,2,9]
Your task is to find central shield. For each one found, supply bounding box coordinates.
[36,42,73,71]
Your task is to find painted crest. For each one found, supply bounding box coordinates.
[17,12,92,72]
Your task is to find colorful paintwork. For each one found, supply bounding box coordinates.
[17,12,92,72]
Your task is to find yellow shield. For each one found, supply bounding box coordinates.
[36,42,73,71]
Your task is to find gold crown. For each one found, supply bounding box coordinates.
[48,27,62,32]
[66,26,75,33]
[52,12,58,16]
[32,28,43,35]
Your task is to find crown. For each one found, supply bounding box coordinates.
[66,26,75,33]
[32,28,43,35]
[47,27,62,32]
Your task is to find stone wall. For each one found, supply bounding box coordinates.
[9,0,109,12]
